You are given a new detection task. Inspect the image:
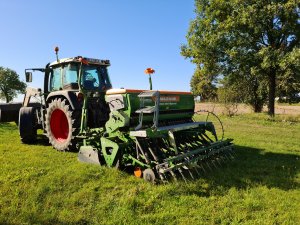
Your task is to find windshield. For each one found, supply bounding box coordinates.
[81,64,112,91]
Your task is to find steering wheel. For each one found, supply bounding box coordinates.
[92,78,99,87]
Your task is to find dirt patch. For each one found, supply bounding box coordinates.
[195,103,300,115]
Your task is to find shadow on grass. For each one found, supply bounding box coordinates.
[195,145,300,192]
[1,122,62,147]
[28,134,51,146]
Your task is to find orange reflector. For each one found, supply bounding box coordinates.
[144,68,155,74]
[134,167,142,178]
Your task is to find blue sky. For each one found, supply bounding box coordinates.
[0,0,195,101]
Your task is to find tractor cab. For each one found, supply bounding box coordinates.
[48,57,112,93]
[25,56,112,95]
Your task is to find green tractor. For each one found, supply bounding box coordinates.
[20,48,233,183]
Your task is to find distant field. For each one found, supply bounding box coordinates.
[196,102,300,115]
[0,114,300,224]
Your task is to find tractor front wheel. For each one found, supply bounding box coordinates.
[19,107,37,143]
[45,98,80,151]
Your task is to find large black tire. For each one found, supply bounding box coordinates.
[45,98,80,151]
[19,107,37,143]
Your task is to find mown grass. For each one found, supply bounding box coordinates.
[0,114,300,225]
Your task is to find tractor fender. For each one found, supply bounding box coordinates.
[46,91,80,110]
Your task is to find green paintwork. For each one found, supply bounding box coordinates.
[106,92,195,128]
[100,137,121,167]
[105,111,130,133]
[126,92,194,112]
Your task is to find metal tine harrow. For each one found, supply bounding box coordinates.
[132,110,234,184]
[136,133,234,183]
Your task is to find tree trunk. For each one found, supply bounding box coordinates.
[268,72,276,116]
[252,79,263,113]
[4,91,11,103]
[253,101,263,113]
[5,94,9,103]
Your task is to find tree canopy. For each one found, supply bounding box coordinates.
[0,67,26,103]
[182,0,300,115]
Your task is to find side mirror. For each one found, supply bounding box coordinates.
[25,72,32,82]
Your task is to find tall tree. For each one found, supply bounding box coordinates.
[0,67,26,103]
[190,66,217,101]
[182,0,300,116]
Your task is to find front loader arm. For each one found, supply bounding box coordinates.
[23,87,42,107]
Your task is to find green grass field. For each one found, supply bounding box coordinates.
[1,114,300,225]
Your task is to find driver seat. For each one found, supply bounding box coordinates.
[83,80,94,89]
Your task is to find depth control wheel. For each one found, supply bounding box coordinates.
[143,169,156,184]
[45,98,80,151]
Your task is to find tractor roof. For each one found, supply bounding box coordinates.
[49,56,110,67]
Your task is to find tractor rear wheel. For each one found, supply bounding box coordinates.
[19,107,37,143]
[45,98,80,151]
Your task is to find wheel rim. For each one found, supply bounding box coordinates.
[50,109,69,142]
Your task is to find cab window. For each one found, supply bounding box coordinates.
[50,67,62,91]
[63,64,78,86]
